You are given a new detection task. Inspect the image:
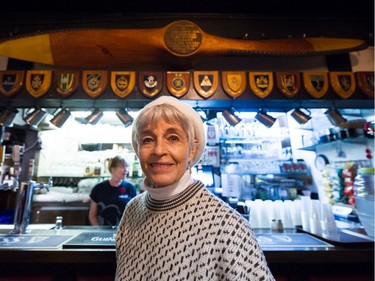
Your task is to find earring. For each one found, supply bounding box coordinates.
[188,161,192,173]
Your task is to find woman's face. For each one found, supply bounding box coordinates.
[111,164,127,181]
[138,118,196,188]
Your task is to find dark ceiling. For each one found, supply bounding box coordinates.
[0,0,373,43]
[1,0,374,16]
[0,0,372,111]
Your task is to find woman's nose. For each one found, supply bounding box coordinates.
[153,140,166,154]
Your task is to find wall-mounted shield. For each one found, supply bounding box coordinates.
[26,70,52,98]
[276,72,301,98]
[303,72,329,99]
[329,71,356,99]
[166,71,190,98]
[221,71,246,99]
[356,71,374,99]
[193,71,218,99]
[111,71,136,98]
[139,71,163,98]
[82,70,108,98]
[0,70,24,97]
[249,72,273,98]
[54,71,79,97]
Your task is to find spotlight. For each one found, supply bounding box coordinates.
[0,108,19,127]
[222,107,241,126]
[324,107,347,126]
[85,108,104,125]
[116,108,133,127]
[290,107,311,125]
[23,107,47,127]
[195,107,207,122]
[255,108,276,128]
[50,108,71,128]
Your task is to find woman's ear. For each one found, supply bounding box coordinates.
[188,140,198,163]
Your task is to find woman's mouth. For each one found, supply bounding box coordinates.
[150,162,173,170]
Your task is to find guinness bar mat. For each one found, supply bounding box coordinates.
[256,233,333,248]
[64,232,330,249]
[63,232,116,249]
[0,234,73,249]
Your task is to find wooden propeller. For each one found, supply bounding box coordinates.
[0,20,367,68]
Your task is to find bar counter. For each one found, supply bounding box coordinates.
[0,224,373,281]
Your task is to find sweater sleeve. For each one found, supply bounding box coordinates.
[220,212,275,281]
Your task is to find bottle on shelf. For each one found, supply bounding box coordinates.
[354,168,374,238]
[132,155,142,178]
[94,159,101,176]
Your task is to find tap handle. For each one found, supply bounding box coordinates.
[12,177,19,192]
[48,177,53,188]
[28,159,35,180]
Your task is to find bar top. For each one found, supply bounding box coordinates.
[0,224,373,260]
[0,224,373,280]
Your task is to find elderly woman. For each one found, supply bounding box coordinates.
[115,96,275,281]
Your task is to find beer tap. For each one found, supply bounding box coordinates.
[11,161,20,192]
[11,159,52,234]
[0,162,20,193]
[37,176,53,192]
[0,180,18,192]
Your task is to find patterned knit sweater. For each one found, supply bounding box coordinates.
[115,180,275,281]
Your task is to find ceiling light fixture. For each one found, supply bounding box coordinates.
[50,107,72,128]
[222,107,242,127]
[290,107,311,125]
[23,107,48,127]
[116,108,134,127]
[324,107,347,126]
[0,108,19,127]
[255,108,276,128]
[84,108,104,125]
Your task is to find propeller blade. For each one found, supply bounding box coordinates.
[0,20,367,68]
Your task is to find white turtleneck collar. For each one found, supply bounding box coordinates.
[143,169,193,201]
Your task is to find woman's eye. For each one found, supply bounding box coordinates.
[142,137,153,144]
[168,135,180,142]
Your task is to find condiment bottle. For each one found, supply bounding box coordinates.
[354,168,374,238]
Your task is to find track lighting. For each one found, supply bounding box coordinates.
[116,108,133,127]
[50,108,71,128]
[0,108,19,127]
[255,108,276,128]
[84,108,104,125]
[290,107,311,125]
[222,107,241,126]
[324,107,347,126]
[23,107,47,127]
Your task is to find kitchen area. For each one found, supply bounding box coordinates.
[0,2,374,281]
